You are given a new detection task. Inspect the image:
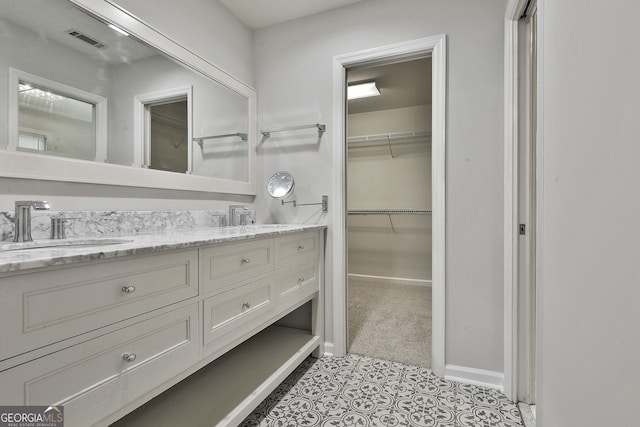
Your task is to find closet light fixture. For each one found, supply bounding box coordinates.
[108,24,129,36]
[347,81,380,100]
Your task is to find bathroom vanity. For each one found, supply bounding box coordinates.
[0,225,325,426]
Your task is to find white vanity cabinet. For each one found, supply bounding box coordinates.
[0,227,324,427]
[200,233,321,359]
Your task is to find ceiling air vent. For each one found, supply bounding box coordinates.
[65,29,106,49]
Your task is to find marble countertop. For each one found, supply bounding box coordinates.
[0,224,325,273]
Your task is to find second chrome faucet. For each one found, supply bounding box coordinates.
[228,205,250,226]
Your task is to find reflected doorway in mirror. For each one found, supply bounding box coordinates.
[149,101,188,173]
[133,86,193,173]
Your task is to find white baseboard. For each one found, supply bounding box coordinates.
[445,364,504,392]
[322,342,334,357]
[348,273,432,287]
[518,402,536,427]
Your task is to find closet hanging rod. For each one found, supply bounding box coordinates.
[193,133,248,147]
[348,209,431,232]
[348,209,432,215]
[347,130,431,144]
[261,123,326,139]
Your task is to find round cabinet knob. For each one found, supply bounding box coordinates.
[122,353,137,362]
[241,257,251,264]
[122,285,136,294]
[242,302,251,310]
[298,277,305,283]
[298,245,305,250]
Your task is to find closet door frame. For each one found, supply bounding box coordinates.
[504,0,541,402]
[331,34,447,377]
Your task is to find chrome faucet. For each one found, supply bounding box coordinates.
[14,201,50,242]
[228,205,249,226]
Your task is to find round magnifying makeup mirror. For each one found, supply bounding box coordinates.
[267,171,295,199]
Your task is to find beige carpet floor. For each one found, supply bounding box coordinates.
[348,278,432,368]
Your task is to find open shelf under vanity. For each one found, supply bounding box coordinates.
[112,325,320,426]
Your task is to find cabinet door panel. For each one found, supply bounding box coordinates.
[0,304,198,427]
[203,277,275,347]
[200,238,273,294]
[274,232,319,269]
[0,250,198,361]
[276,261,319,311]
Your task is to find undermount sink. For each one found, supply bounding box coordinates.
[0,238,133,252]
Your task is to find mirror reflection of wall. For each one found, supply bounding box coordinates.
[190,79,249,182]
[149,101,188,173]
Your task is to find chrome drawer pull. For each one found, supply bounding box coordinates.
[298,245,305,250]
[298,277,305,283]
[242,302,251,310]
[241,257,251,264]
[122,285,136,294]
[122,353,137,362]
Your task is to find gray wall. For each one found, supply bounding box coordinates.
[0,0,254,212]
[539,0,640,425]
[1,0,510,380]
[253,0,507,372]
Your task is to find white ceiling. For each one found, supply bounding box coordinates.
[0,0,156,64]
[219,0,366,29]
[220,0,431,114]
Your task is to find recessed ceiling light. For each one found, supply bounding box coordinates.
[108,24,129,36]
[347,81,381,100]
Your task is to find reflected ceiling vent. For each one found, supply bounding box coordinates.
[65,29,106,49]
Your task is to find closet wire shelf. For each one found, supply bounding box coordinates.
[347,131,431,158]
[348,209,431,232]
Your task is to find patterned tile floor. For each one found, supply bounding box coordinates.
[241,354,523,427]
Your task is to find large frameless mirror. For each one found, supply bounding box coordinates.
[0,0,256,194]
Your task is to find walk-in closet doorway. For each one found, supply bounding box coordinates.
[332,35,446,376]
[345,58,433,367]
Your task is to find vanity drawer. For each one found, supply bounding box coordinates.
[0,249,198,361]
[203,276,276,348]
[274,232,319,269]
[276,261,319,312]
[200,238,274,294]
[0,303,198,427]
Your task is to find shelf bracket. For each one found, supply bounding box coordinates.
[387,214,396,232]
[386,135,396,158]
